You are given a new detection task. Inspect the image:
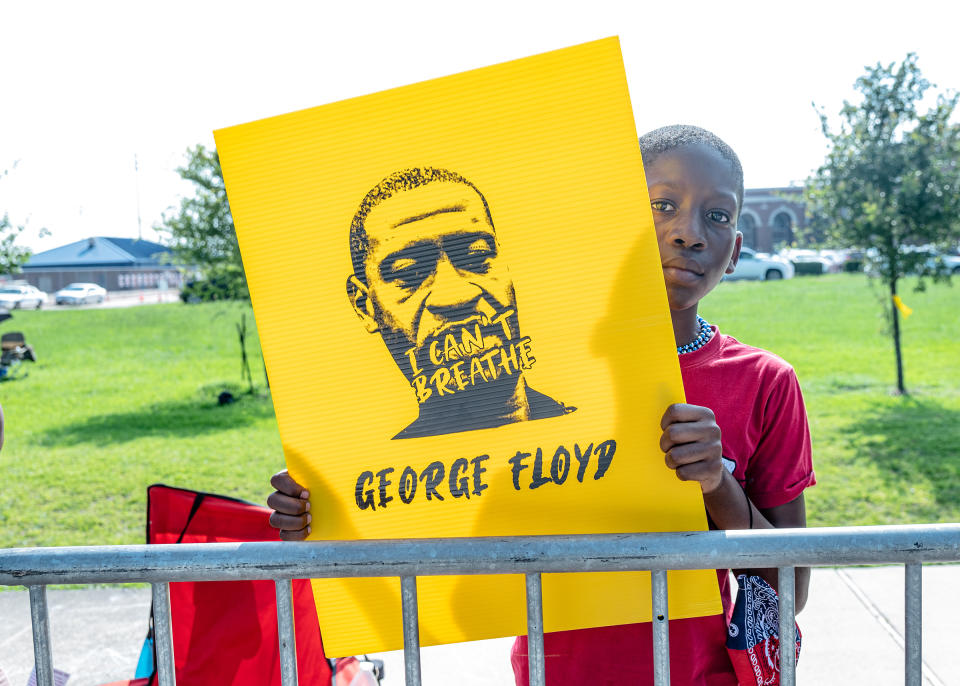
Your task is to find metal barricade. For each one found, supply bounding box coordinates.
[2,523,959,686]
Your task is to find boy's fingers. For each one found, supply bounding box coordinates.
[661,403,715,429]
[673,461,718,484]
[279,527,311,542]
[270,470,309,499]
[664,442,719,468]
[269,511,312,532]
[267,491,311,515]
[660,420,721,451]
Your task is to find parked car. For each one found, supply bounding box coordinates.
[819,249,853,272]
[55,283,107,305]
[726,247,795,281]
[925,250,960,274]
[0,284,47,309]
[783,249,832,275]
[863,245,960,276]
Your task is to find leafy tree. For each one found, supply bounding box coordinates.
[0,214,31,277]
[159,145,248,300]
[805,54,960,394]
[0,166,34,277]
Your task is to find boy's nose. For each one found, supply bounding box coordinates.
[669,213,708,249]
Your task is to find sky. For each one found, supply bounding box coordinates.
[2,0,959,254]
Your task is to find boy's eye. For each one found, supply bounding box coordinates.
[651,200,675,212]
[707,210,731,224]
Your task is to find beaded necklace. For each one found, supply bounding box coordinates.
[677,315,713,355]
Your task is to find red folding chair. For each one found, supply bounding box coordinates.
[139,484,333,686]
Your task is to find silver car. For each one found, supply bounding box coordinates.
[55,283,107,305]
[0,285,47,309]
[725,247,795,281]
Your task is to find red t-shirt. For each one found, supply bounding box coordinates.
[511,327,816,686]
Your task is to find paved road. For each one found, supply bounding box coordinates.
[41,289,181,310]
[1,289,180,316]
[1,565,956,685]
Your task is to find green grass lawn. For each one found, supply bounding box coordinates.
[701,273,960,527]
[0,274,957,549]
[0,302,284,548]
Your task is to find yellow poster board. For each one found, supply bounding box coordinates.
[215,36,719,656]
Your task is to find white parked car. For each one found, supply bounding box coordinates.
[819,249,852,272]
[864,245,960,276]
[782,248,836,274]
[726,247,795,281]
[943,254,960,274]
[55,282,107,305]
[919,249,960,274]
[0,284,47,309]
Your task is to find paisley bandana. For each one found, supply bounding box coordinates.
[726,574,802,685]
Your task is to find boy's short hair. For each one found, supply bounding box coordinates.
[638,125,744,209]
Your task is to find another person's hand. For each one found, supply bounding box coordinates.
[660,403,725,494]
[267,469,311,541]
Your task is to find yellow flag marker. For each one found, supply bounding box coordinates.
[893,295,913,318]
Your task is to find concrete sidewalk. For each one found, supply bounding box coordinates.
[0,565,956,685]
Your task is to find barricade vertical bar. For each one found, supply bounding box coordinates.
[152,582,177,686]
[778,566,796,686]
[275,579,299,686]
[905,563,922,686]
[651,570,670,686]
[525,573,546,686]
[400,576,422,686]
[28,585,54,686]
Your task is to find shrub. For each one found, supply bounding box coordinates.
[180,263,249,302]
[791,261,825,276]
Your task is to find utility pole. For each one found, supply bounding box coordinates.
[134,154,143,241]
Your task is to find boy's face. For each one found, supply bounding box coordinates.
[645,143,742,312]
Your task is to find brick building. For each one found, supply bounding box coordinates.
[738,187,806,253]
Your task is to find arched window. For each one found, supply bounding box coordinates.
[772,212,793,248]
[737,214,757,248]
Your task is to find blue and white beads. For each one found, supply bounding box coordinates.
[677,316,713,355]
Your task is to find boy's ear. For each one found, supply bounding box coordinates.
[725,231,744,274]
[346,275,380,333]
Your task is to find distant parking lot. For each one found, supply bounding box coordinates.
[41,289,181,310]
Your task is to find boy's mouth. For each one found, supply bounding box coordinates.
[661,258,704,281]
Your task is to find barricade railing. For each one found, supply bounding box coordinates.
[2,523,959,686]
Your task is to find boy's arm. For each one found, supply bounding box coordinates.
[661,403,810,612]
[703,470,809,611]
[757,493,808,611]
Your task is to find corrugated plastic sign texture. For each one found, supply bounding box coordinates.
[214,37,720,655]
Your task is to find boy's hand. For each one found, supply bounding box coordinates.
[660,403,725,494]
[267,469,312,541]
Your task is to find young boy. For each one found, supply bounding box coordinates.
[268,125,815,685]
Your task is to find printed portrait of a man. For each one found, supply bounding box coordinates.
[345,167,576,439]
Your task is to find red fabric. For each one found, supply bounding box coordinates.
[146,485,332,686]
[512,613,737,686]
[510,327,815,685]
[681,327,816,512]
[333,657,379,685]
